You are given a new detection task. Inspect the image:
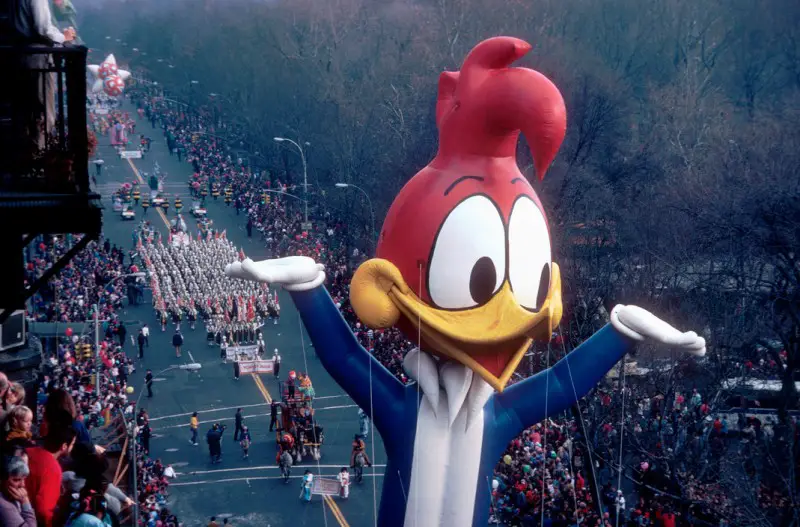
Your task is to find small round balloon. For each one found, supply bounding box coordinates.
[99,61,118,79]
[65,327,73,337]
[503,454,512,465]
[126,386,134,394]
[104,75,125,97]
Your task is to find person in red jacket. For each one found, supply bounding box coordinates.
[660,509,677,527]
[25,414,76,527]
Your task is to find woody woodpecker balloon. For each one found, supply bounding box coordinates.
[226,36,706,527]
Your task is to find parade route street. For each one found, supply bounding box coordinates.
[94,100,386,527]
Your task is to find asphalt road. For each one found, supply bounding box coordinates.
[95,100,386,527]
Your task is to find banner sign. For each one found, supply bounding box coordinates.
[311,478,341,496]
[225,344,259,360]
[94,108,109,115]
[121,150,142,159]
[237,360,274,374]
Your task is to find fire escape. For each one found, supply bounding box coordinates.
[0,45,102,334]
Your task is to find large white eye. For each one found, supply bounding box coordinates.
[428,195,506,309]
[508,197,551,311]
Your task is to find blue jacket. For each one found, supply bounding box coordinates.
[290,286,635,526]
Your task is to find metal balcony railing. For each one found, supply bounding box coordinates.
[0,45,90,195]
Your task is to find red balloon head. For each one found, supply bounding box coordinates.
[350,37,567,392]
[65,327,73,337]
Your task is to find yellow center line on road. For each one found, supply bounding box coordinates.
[126,157,171,230]
[324,494,350,527]
[250,373,272,403]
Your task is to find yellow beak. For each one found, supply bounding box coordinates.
[350,259,562,392]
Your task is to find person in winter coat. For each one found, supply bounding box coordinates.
[172,330,184,358]
[117,322,127,348]
[137,330,146,359]
[207,424,224,464]
[239,426,251,459]
[233,409,244,441]
[269,400,280,432]
[0,456,36,527]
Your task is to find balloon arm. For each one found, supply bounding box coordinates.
[494,324,634,442]
[289,286,406,443]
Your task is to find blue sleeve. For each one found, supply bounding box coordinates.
[73,419,94,446]
[494,324,635,442]
[289,287,406,439]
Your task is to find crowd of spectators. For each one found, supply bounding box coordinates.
[25,236,129,323]
[487,372,797,527]
[5,197,181,524]
[0,307,183,525]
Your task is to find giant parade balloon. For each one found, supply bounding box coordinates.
[87,54,130,96]
[226,36,706,527]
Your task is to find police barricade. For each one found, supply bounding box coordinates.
[237,359,275,375]
[225,344,260,360]
[311,478,340,496]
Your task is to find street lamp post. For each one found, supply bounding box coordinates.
[335,183,377,252]
[274,137,310,225]
[262,188,307,203]
[131,362,201,526]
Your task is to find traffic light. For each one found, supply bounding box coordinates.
[81,343,92,360]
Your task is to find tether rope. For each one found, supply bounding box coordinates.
[559,323,604,518]
[615,361,627,527]
[540,341,550,527]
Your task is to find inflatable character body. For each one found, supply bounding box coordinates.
[226,37,705,527]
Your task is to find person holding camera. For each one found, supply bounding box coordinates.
[206,423,226,464]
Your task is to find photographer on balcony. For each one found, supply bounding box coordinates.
[7,0,76,151]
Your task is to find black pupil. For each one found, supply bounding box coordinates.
[469,256,497,304]
[536,263,551,310]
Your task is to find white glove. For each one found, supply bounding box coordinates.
[610,305,706,357]
[225,257,326,291]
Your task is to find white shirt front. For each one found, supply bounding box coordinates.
[402,350,494,527]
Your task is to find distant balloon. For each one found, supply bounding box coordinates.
[87,54,130,97]
[99,60,117,79]
[103,75,125,97]
[65,327,73,337]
